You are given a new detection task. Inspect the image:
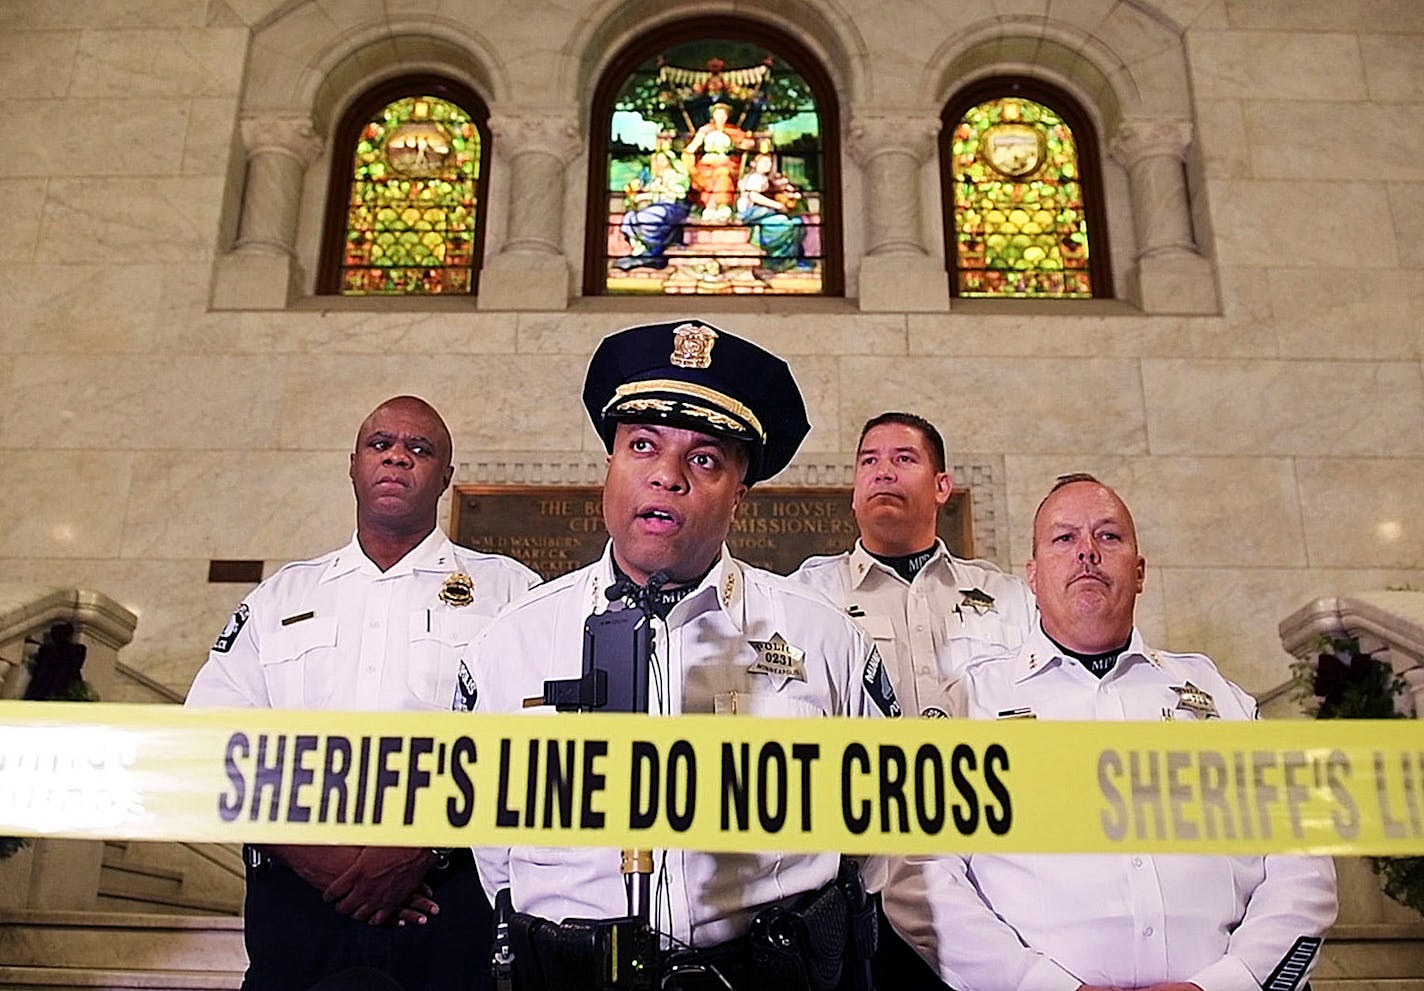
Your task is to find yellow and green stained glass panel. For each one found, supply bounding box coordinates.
[952,97,1091,298]
[341,95,480,295]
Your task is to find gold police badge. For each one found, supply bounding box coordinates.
[1170,681,1219,719]
[959,588,997,615]
[439,572,474,608]
[670,322,717,369]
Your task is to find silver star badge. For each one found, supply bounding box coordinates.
[747,633,807,688]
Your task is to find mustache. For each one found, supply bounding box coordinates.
[1068,563,1109,586]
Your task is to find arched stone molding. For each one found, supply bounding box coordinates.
[212,2,511,310]
[919,3,1218,315]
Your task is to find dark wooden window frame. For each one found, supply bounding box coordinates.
[581,16,844,297]
[940,77,1113,300]
[317,74,493,296]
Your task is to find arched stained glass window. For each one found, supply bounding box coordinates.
[319,77,490,296]
[585,20,841,296]
[942,80,1111,299]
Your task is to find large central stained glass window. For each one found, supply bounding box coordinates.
[590,30,835,296]
[944,83,1110,299]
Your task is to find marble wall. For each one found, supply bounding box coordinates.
[0,0,1420,698]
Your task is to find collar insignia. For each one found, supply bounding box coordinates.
[722,569,737,608]
[439,572,474,608]
[1171,681,1219,719]
[670,322,717,369]
[747,633,807,686]
[959,588,997,615]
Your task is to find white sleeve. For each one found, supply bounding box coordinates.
[185,595,268,708]
[1187,854,1337,991]
[883,854,1080,991]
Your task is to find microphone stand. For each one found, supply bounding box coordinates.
[622,570,668,925]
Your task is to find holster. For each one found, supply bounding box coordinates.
[747,858,876,991]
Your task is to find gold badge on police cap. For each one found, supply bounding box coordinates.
[439,572,474,608]
[1170,681,1219,719]
[670,322,717,369]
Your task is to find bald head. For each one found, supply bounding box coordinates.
[355,396,452,469]
[1026,474,1145,654]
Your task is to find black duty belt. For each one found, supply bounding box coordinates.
[492,858,877,991]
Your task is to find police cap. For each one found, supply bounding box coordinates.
[582,320,810,484]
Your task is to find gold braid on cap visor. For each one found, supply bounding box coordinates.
[605,379,766,442]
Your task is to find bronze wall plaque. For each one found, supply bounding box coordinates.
[452,485,973,580]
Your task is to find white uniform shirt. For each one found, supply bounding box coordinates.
[885,626,1337,991]
[473,543,890,948]
[187,529,539,712]
[793,540,1035,717]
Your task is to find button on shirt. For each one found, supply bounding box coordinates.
[793,540,1035,716]
[884,625,1337,991]
[473,543,886,948]
[187,529,540,712]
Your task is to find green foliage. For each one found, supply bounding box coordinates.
[62,678,100,702]
[1295,635,1422,918]
[1374,856,1424,915]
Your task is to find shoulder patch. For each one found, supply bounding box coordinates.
[452,659,478,712]
[863,645,902,718]
[212,604,250,654]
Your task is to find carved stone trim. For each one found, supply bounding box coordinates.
[1110,118,1193,169]
[488,113,583,164]
[239,115,324,165]
[848,114,941,165]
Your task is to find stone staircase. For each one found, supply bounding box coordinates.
[96,843,243,918]
[0,910,245,990]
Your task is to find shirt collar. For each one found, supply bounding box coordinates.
[848,538,952,589]
[320,527,452,583]
[1012,624,1152,683]
[590,542,744,632]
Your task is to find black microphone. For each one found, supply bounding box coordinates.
[606,578,639,604]
[646,570,674,594]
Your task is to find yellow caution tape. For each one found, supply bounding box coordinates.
[2,702,1422,855]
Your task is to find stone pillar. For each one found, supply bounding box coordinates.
[478,113,582,311]
[212,115,323,310]
[849,114,948,312]
[1110,118,1217,314]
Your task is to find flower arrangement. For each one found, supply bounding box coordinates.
[1291,635,1423,916]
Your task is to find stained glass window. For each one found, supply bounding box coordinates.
[949,94,1096,298]
[321,80,488,296]
[590,30,835,296]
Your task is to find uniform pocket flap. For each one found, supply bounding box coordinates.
[259,615,338,665]
[854,614,895,641]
